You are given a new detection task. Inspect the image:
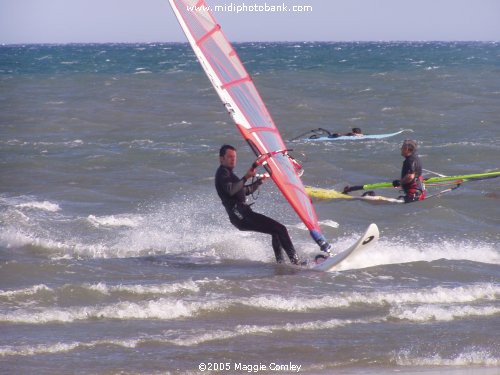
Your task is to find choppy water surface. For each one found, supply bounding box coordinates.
[1,42,499,374]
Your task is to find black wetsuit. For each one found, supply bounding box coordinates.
[401,153,426,203]
[215,165,299,264]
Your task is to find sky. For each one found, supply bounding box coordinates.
[1,0,499,44]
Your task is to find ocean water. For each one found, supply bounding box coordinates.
[0,42,499,374]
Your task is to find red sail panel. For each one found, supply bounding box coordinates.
[169,0,322,235]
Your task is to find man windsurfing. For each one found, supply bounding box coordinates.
[215,145,303,265]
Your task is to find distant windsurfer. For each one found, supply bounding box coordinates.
[392,140,426,203]
[215,145,303,265]
[342,139,426,203]
[330,127,363,138]
[293,127,363,140]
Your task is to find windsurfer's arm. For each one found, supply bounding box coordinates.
[243,166,257,181]
[401,172,416,185]
[225,179,247,197]
[401,159,418,186]
[242,160,268,196]
[242,166,263,195]
[394,159,417,187]
[393,172,414,187]
[219,168,246,197]
[220,166,257,197]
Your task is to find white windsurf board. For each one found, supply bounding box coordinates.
[311,223,379,272]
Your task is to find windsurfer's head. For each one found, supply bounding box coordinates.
[401,139,417,156]
[219,144,237,169]
[351,128,362,135]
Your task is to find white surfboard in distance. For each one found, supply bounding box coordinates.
[303,129,412,142]
[311,223,379,272]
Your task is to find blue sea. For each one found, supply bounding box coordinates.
[1,42,499,374]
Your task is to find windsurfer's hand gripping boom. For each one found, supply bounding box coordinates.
[250,151,280,172]
[243,154,270,182]
[251,149,303,177]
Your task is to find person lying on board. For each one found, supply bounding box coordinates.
[215,144,304,265]
[290,127,365,141]
[392,139,427,203]
[306,127,364,139]
[330,127,364,138]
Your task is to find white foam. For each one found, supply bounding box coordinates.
[2,192,498,266]
[2,324,498,364]
[0,339,141,357]
[0,226,147,259]
[168,318,373,346]
[390,304,500,322]
[35,55,52,61]
[396,349,499,366]
[0,342,82,357]
[0,298,229,324]
[0,318,377,356]
[246,294,349,311]
[16,201,60,212]
[85,279,203,295]
[87,214,142,228]
[292,222,308,230]
[241,283,499,316]
[32,140,84,147]
[319,219,340,228]
[128,139,154,147]
[0,284,52,298]
[330,238,500,271]
[106,198,270,261]
[375,284,499,305]
[1,231,110,259]
[293,220,339,231]
[0,281,497,324]
[0,229,34,249]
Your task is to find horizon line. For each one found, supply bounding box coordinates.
[2,40,499,46]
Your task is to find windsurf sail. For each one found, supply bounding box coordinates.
[169,0,330,250]
[344,171,500,192]
[305,186,404,204]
